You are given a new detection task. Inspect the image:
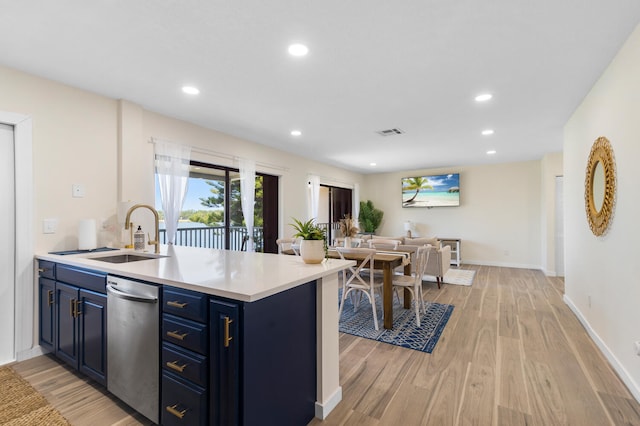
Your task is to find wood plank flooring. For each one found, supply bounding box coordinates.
[11,266,640,425]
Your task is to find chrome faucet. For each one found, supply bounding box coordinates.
[124,204,160,254]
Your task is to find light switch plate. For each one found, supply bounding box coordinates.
[43,218,58,234]
[72,183,85,198]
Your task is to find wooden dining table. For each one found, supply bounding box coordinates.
[327,248,414,329]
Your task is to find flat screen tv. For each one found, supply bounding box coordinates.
[402,173,460,207]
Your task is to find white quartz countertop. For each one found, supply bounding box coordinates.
[36,245,354,302]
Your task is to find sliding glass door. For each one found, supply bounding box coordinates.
[155,161,278,253]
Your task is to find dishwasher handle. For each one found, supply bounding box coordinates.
[107,284,158,303]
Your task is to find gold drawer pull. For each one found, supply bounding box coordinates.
[47,290,54,306]
[167,301,188,309]
[38,268,45,273]
[224,316,233,348]
[166,404,187,419]
[167,330,188,340]
[166,360,188,373]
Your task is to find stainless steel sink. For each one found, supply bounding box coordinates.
[91,254,165,263]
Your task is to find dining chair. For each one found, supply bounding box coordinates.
[333,237,364,248]
[276,238,300,255]
[336,247,383,330]
[368,239,400,250]
[392,244,432,326]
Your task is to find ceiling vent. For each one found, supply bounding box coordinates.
[376,128,404,136]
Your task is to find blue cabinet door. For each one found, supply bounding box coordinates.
[56,282,79,368]
[210,299,239,426]
[79,289,107,386]
[38,277,55,350]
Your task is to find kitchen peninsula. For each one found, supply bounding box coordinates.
[36,245,352,425]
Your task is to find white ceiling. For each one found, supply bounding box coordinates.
[2,1,639,173]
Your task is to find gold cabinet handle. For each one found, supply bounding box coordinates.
[70,299,75,318]
[167,301,188,309]
[224,316,233,348]
[166,404,187,419]
[47,290,54,306]
[167,330,188,341]
[166,360,188,373]
[75,300,82,317]
[38,268,45,273]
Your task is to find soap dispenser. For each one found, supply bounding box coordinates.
[134,226,145,251]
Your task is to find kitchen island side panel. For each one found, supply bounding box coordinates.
[242,280,317,426]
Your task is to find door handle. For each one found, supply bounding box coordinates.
[75,300,82,317]
[224,316,233,348]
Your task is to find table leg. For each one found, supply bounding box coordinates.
[383,263,393,329]
[403,263,412,309]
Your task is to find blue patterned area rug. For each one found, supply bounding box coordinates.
[339,292,454,353]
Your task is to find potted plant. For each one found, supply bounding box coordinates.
[290,218,326,264]
[358,200,384,234]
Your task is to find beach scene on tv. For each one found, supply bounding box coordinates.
[402,173,460,207]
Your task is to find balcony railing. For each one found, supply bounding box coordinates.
[159,222,339,252]
[159,226,264,252]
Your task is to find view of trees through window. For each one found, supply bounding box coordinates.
[155,162,266,251]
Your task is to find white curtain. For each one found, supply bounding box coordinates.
[308,175,320,221]
[239,158,256,252]
[353,183,360,228]
[155,140,191,245]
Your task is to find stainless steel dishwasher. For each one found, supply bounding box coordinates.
[106,275,159,424]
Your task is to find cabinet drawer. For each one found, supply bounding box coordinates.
[161,372,207,426]
[162,342,207,388]
[38,261,56,280]
[57,264,107,294]
[163,314,208,355]
[163,286,208,322]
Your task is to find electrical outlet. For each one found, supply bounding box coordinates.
[635,341,640,356]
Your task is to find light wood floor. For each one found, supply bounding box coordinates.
[12,266,640,425]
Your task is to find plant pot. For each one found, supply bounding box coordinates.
[299,240,325,264]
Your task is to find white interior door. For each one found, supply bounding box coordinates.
[0,123,15,364]
[555,176,565,277]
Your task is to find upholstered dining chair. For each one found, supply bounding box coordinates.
[368,239,400,250]
[276,238,300,255]
[392,245,431,326]
[336,247,383,330]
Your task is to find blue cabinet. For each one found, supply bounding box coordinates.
[161,286,209,426]
[209,299,239,426]
[38,261,108,386]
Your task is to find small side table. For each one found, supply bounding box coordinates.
[439,238,461,267]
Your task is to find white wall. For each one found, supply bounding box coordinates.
[564,23,640,400]
[363,161,543,269]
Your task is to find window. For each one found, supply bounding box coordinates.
[155,161,278,253]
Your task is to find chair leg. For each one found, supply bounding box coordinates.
[369,288,379,331]
[436,277,441,289]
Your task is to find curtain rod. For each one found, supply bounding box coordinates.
[148,138,290,172]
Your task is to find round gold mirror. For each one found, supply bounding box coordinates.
[584,137,616,236]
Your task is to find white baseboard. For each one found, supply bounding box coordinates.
[315,386,342,420]
[16,345,48,362]
[563,294,640,403]
[463,259,541,270]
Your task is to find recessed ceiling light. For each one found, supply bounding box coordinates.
[370,162,377,167]
[475,93,492,102]
[481,129,495,136]
[288,43,309,57]
[182,86,200,95]
[487,150,497,155]
[290,130,302,136]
